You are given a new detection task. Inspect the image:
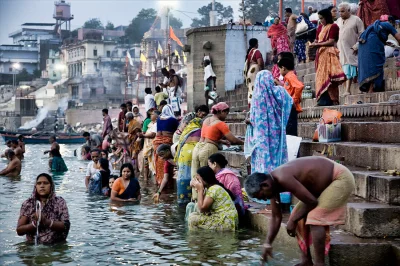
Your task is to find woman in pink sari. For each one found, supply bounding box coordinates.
[267,17,291,55]
[207,153,246,216]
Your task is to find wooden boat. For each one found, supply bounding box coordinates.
[1,132,85,144]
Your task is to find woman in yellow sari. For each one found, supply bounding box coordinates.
[309,9,346,106]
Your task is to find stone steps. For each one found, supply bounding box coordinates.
[246,202,399,265]
[298,121,400,143]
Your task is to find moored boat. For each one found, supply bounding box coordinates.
[1,133,85,144]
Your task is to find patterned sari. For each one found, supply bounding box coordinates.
[268,23,291,54]
[153,136,173,185]
[174,118,202,205]
[315,24,346,104]
[244,70,293,174]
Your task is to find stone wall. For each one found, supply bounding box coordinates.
[185,25,271,111]
[65,108,120,126]
[0,114,21,131]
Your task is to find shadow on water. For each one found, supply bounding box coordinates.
[0,144,299,265]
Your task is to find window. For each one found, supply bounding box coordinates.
[90,88,96,97]
[53,71,56,77]
[72,85,79,99]
[93,49,97,56]
[106,51,111,57]
[52,59,55,64]
[94,63,98,70]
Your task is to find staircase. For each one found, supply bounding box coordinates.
[219,57,400,265]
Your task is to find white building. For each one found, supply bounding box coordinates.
[0,45,39,74]
[42,49,62,82]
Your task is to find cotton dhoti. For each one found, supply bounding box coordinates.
[291,162,355,255]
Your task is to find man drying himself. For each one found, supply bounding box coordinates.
[0,149,21,177]
[244,157,355,266]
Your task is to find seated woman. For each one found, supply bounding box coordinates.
[188,166,238,231]
[208,153,246,216]
[16,173,70,244]
[49,149,68,172]
[191,102,243,200]
[152,144,176,203]
[88,158,111,196]
[153,105,179,185]
[110,163,141,202]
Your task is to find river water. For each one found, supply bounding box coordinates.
[0,144,299,265]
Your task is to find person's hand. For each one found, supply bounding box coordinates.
[153,193,160,204]
[309,42,316,48]
[352,48,358,56]
[260,243,273,264]
[193,178,204,191]
[127,198,138,202]
[286,220,297,237]
[220,139,231,147]
[137,132,144,138]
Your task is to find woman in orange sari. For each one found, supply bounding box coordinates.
[310,9,346,106]
[153,105,179,185]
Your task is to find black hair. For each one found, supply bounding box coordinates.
[156,144,171,155]
[300,13,309,20]
[35,173,54,194]
[159,100,168,106]
[50,135,57,141]
[169,69,176,74]
[318,8,334,24]
[82,132,90,137]
[101,149,109,157]
[120,103,127,108]
[155,86,161,92]
[18,135,24,140]
[126,101,132,106]
[195,105,210,114]
[6,149,15,157]
[161,68,169,76]
[278,51,295,60]
[10,140,18,145]
[50,149,62,157]
[120,163,135,177]
[84,146,91,153]
[99,158,110,171]
[153,110,161,116]
[388,16,396,24]
[145,87,152,94]
[327,5,336,11]
[146,108,154,118]
[246,38,259,60]
[208,153,228,168]
[212,108,229,115]
[90,148,100,154]
[6,140,11,145]
[278,57,295,70]
[109,175,118,180]
[197,166,235,200]
[285,8,293,13]
[102,108,108,114]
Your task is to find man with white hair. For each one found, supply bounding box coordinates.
[336,2,365,96]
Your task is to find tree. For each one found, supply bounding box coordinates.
[191,2,233,27]
[105,21,115,30]
[83,18,104,29]
[125,8,183,43]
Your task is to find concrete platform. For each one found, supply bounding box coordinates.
[344,202,400,238]
[298,121,400,143]
[245,202,398,266]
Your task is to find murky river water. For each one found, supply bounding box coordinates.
[0,144,298,265]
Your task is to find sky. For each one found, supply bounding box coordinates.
[0,0,241,44]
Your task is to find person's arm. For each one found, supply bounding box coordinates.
[173,76,179,96]
[261,195,282,263]
[0,160,16,175]
[85,164,91,189]
[394,33,400,44]
[20,142,25,153]
[224,132,244,145]
[291,78,305,106]
[110,190,127,202]
[193,181,214,213]
[153,172,170,203]
[16,216,36,236]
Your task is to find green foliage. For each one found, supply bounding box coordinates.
[105,21,115,30]
[83,18,104,29]
[33,69,41,78]
[191,1,233,27]
[125,8,183,44]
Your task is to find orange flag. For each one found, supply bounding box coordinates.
[169,26,183,47]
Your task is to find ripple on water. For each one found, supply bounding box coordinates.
[0,144,299,265]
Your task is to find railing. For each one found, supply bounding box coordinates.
[0,111,20,117]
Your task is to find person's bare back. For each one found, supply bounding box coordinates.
[1,157,21,177]
[13,147,23,161]
[52,142,60,151]
[272,157,335,198]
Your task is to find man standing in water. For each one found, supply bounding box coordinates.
[10,140,23,161]
[0,149,21,177]
[44,136,59,155]
[244,157,355,266]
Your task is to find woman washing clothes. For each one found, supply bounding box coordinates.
[16,173,70,244]
[188,166,238,231]
[174,105,209,205]
[110,163,141,202]
[191,102,244,200]
[153,105,179,185]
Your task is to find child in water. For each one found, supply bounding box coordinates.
[105,175,117,197]
[153,144,176,203]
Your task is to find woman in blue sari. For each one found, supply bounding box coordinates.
[110,163,141,202]
[358,17,400,93]
[244,70,293,174]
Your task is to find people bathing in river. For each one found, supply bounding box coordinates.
[49,149,68,172]
[10,140,24,161]
[85,149,100,190]
[88,158,111,196]
[208,153,246,216]
[0,149,21,177]
[110,163,141,202]
[188,166,238,231]
[44,136,60,155]
[191,102,244,200]
[153,144,176,204]
[83,132,103,150]
[17,173,70,244]
[244,157,355,266]
[17,134,26,155]
[106,175,117,197]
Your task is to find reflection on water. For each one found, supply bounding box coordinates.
[0,144,298,265]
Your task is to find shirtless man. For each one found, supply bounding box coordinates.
[44,136,60,155]
[10,140,23,161]
[285,8,298,51]
[0,149,21,177]
[17,135,26,155]
[1,140,12,158]
[245,157,355,266]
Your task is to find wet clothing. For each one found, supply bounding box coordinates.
[51,156,68,172]
[112,177,140,199]
[216,168,246,216]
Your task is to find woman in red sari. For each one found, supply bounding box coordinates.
[267,17,291,55]
[309,9,346,106]
[358,0,390,28]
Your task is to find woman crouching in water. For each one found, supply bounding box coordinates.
[110,163,141,202]
[16,173,70,244]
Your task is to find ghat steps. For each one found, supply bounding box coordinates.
[219,57,400,265]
